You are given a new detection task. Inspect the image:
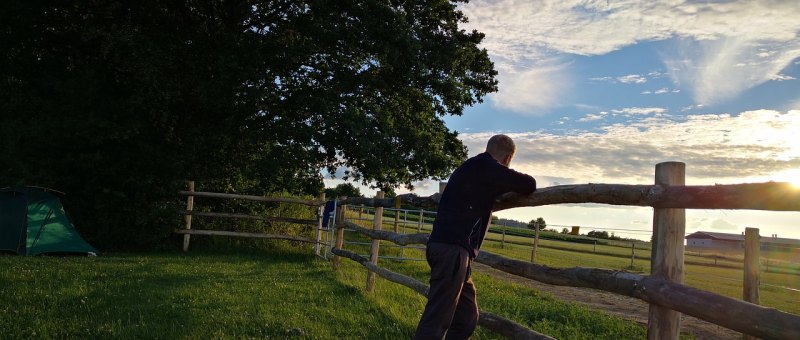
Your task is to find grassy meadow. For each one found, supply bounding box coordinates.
[1,239,648,339]
[2,207,797,339]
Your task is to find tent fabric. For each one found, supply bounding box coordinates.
[0,191,27,254]
[0,186,97,255]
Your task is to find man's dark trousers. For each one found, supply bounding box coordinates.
[413,242,478,340]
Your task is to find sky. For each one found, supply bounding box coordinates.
[325,0,800,241]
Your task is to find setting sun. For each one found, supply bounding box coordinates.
[773,169,800,188]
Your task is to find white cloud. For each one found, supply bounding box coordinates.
[590,76,614,82]
[611,107,667,115]
[654,87,669,94]
[459,109,800,185]
[641,90,652,95]
[663,37,800,104]
[770,73,796,81]
[578,113,605,122]
[460,0,800,107]
[710,219,739,231]
[617,74,647,84]
[490,61,572,113]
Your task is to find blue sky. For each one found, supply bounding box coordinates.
[326,0,800,241]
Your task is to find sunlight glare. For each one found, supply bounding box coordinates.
[773,169,800,188]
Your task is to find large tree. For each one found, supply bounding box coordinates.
[0,0,497,249]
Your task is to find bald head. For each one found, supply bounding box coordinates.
[486,134,516,166]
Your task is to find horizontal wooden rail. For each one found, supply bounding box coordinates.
[476,252,800,340]
[332,248,554,340]
[174,229,318,244]
[494,182,800,211]
[342,182,800,212]
[344,221,429,245]
[341,193,441,209]
[179,191,322,206]
[180,210,317,226]
[342,224,800,339]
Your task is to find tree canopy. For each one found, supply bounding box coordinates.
[527,217,547,230]
[0,1,497,249]
[324,183,362,199]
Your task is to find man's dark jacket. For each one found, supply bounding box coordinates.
[428,152,536,258]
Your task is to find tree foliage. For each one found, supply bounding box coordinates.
[527,217,546,230]
[0,1,497,249]
[324,183,362,199]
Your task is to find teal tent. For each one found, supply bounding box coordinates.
[0,186,97,255]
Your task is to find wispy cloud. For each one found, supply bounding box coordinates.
[663,37,800,104]
[771,74,796,81]
[617,74,647,84]
[610,107,667,115]
[460,0,800,108]
[489,60,573,113]
[578,112,607,122]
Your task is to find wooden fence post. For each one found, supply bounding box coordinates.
[333,197,346,270]
[531,221,540,263]
[394,196,401,233]
[314,192,325,256]
[743,227,761,340]
[418,209,424,232]
[647,162,686,340]
[630,243,636,268]
[182,181,195,252]
[501,222,506,249]
[367,191,384,293]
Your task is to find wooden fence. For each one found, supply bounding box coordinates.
[174,181,327,253]
[331,162,800,340]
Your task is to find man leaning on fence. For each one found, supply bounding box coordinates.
[414,134,537,340]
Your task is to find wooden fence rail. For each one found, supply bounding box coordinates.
[341,220,800,339]
[176,183,325,252]
[339,182,800,212]
[178,190,323,206]
[176,167,800,339]
[334,162,800,340]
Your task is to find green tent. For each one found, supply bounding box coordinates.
[0,186,97,255]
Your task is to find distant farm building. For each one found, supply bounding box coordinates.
[685,231,800,251]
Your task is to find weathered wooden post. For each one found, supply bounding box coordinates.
[647,162,686,340]
[182,181,195,252]
[314,192,326,256]
[418,209,424,232]
[501,222,506,249]
[394,196,401,233]
[743,227,761,340]
[333,197,346,270]
[366,191,384,293]
[630,243,636,268]
[531,221,541,263]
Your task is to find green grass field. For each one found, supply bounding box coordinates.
[1,240,647,339]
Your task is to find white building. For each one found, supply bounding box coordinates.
[685,231,800,251]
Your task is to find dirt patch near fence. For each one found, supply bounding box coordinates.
[472,262,739,339]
